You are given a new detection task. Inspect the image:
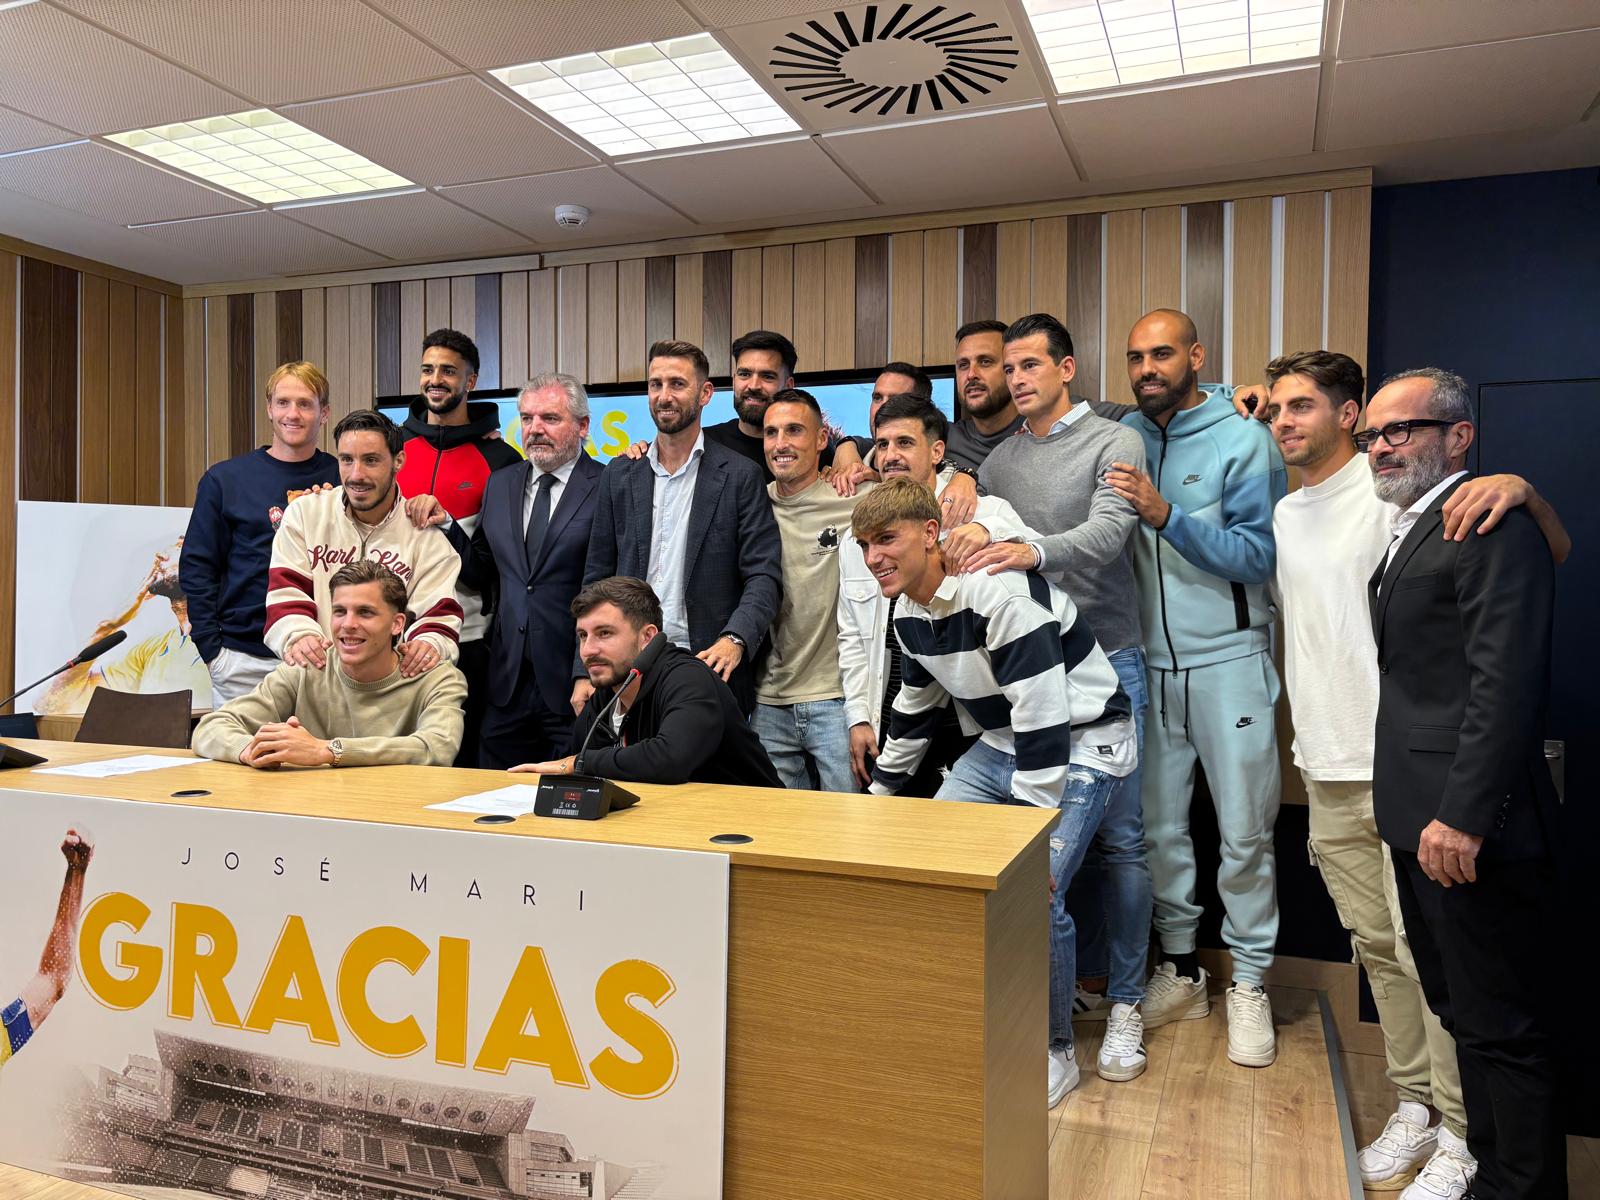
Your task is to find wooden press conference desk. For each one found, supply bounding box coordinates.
[0,739,1055,1200]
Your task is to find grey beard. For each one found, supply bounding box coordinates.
[1371,442,1451,509]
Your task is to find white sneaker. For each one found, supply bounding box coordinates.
[1143,962,1210,1028]
[1097,1003,1148,1082]
[1224,982,1276,1067]
[1047,1046,1079,1109]
[1400,1126,1476,1200]
[1072,984,1112,1022]
[1359,1101,1437,1190]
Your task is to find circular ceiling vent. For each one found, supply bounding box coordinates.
[770,4,1019,118]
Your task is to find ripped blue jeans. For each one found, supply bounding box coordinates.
[935,739,1114,1053]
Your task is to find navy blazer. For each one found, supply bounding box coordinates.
[447,451,604,716]
[581,436,782,713]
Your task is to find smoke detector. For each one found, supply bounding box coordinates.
[554,204,590,228]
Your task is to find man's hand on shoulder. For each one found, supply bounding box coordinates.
[1104,462,1172,529]
[939,472,978,527]
[397,638,442,677]
[1441,474,1529,541]
[698,636,743,680]
[570,678,595,716]
[284,634,331,670]
[405,494,450,530]
[961,540,1041,576]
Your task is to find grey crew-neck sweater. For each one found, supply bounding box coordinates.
[979,410,1146,655]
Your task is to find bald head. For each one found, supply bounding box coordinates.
[1127,308,1205,423]
[1132,308,1199,349]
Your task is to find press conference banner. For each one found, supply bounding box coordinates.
[0,791,729,1200]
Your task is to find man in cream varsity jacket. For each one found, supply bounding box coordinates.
[265,410,464,674]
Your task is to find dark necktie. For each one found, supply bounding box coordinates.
[525,472,555,566]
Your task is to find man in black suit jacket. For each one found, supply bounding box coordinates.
[1365,368,1563,1199]
[413,374,603,769]
[578,339,782,715]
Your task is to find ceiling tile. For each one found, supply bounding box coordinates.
[0,184,222,284]
[0,142,252,225]
[441,166,698,244]
[1326,32,1600,151]
[0,3,243,135]
[693,0,839,24]
[366,0,702,69]
[282,77,596,187]
[51,0,457,106]
[823,105,1075,206]
[0,105,77,156]
[132,211,389,279]
[1061,67,1321,179]
[1338,0,1600,59]
[619,137,871,222]
[724,0,1047,131]
[281,190,530,261]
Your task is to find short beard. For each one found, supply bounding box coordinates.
[1279,422,1344,469]
[526,439,577,470]
[963,384,1011,420]
[734,393,769,426]
[1371,438,1451,509]
[1133,363,1196,420]
[425,389,465,416]
[651,401,700,436]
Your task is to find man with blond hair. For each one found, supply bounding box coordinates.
[181,360,339,706]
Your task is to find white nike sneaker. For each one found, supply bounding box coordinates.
[1400,1126,1476,1200]
[1143,961,1210,1028]
[1047,1046,1079,1109]
[1224,982,1276,1067]
[1072,983,1112,1022]
[1097,1003,1148,1082]
[1359,1101,1437,1190]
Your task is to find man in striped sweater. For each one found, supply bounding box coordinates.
[859,477,1139,1108]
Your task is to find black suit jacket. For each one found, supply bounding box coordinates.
[447,452,604,715]
[580,436,782,713]
[1368,475,1558,859]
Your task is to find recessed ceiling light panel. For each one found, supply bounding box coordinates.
[492,34,799,156]
[1024,0,1325,95]
[106,110,413,205]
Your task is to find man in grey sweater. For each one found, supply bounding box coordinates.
[963,312,1153,1085]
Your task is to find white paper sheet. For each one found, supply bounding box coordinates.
[426,783,543,816]
[35,754,209,779]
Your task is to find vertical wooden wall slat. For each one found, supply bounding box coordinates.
[205,297,230,468]
[731,248,762,337]
[226,293,254,457]
[1230,197,1274,387]
[449,276,476,342]
[373,281,401,397]
[323,286,353,434]
[673,253,704,348]
[822,238,856,372]
[995,219,1031,322]
[529,268,556,374]
[616,259,647,381]
[164,297,186,504]
[348,284,374,410]
[1102,211,1143,406]
[473,274,500,389]
[1185,201,1225,364]
[79,274,109,504]
[398,280,423,386]
[252,289,277,447]
[853,233,889,369]
[301,289,326,447]
[556,264,587,379]
[1282,190,1326,357]
[702,249,732,364]
[1065,214,1102,403]
[275,289,302,363]
[791,242,825,370]
[889,230,924,366]
[134,287,163,504]
[1143,205,1183,312]
[183,298,207,499]
[587,260,619,386]
[19,260,77,502]
[0,252,14,709]
[961,222,997,325]
[424,277,450,332]
[1326,186,1371,366]
[107,281,137,503]
[1031,216,1069,320]
[51,265,77,500]
[644,257,675,351]
[760,245,793,340]
[499,272,529,388]
[922,228,959,366]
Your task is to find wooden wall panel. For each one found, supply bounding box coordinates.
[644,257,675,351]
[673,253,703,349]
[348,284,374,408]
[791,242,825,370]
[1185,201,1225,361]
[79,274,109,504]
[995,219,1031,323]
[301,288,326,365]
[373,281,401,398]
[19,259,77,502]
[449,275,475,342]
[424,277,450,332]
[854,233,888,369]
[1326,186,1371,366]
[1030,216,1069,319]
[165,297,187,504]
[499,271,529,389]
[134,288,163,504]
[275,289,302,364]
[398,280,423,384]
[1231,197,1273,385]
[1066,214,1101,402]
[822,238,855,372]
[227,292,253,457]
[1282,191,1326,357]
[323,286,353,433]
[556,264,587,379]
[205,297,230,469]
[702,249,731,365]
[1102,210,1144,405]
[107,281,137,503]
[0,252,14,710]
[961,222,996,325]
[617,258,647,382]
[252,288,277,447]
[587,259,618,386]
[922,228,959,368]
[529,268,556,375]
[731,248,762,337]
[889,230,924,366]
[473,274,500,390]
[760,245,793,341]
[1143,205,1182,311]
[183,298,206,500]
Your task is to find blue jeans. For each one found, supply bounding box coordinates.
[935,739,1114,1051]
[1069,645,1152,1005]
[753,698,856,794]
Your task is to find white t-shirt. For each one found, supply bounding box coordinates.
[1272,453,1393,781]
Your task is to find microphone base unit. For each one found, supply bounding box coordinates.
[533,774,639,821]
[0,742,48,771]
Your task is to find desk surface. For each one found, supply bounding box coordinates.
[0,739,1054,891]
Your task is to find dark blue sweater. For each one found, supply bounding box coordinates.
[180,448,339,661]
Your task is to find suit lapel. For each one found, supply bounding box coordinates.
[534,455,597,572]
[509,460,533,577]
[630,457,655,569]
[683,450,725,584]
[1372,475,1468,654]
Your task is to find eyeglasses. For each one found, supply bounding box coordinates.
[1353,419,1456,453]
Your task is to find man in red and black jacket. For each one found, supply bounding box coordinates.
[396,328,521,766]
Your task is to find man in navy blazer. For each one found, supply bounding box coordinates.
[412,373,603,768]
[578,339,782,716]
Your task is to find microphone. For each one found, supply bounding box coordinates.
[533,666,643,821]
[573,667,641,768]
[0,630,130,711]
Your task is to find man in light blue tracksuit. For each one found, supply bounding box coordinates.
[1106,308,1288,1069]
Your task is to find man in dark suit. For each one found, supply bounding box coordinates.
[1365,367,1564,1199]
[578,339,782,716]
[411,373,603,769]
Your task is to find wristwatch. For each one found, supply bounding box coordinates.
[327,738,346,767]
[721,632,746,650]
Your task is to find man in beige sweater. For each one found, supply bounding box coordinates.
[193,561,466,768]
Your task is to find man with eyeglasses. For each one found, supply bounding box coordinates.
[1364,368,1568,1199]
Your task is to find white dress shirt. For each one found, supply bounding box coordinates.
[523,454,579,535]
[645,431,705,648]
